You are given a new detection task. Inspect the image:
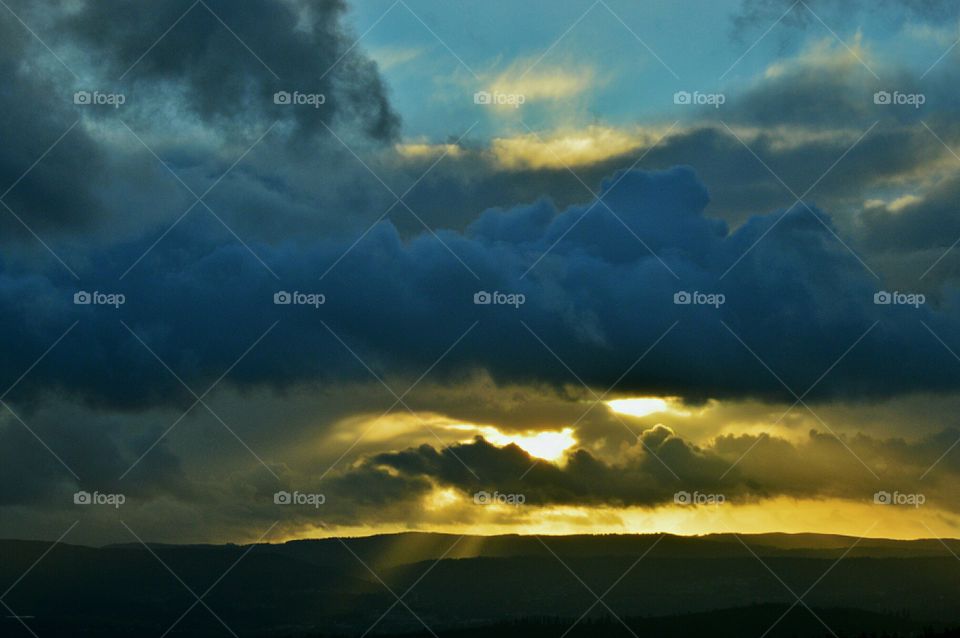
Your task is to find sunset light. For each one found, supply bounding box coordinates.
[4,0,960,635]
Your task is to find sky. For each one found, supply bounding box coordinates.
[2,0,960,545]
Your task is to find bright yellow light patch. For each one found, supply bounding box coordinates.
[490,125,652,169]
[488,65,594,102]
[424,487,460,511]
[607,397,670,418]
[275,496,958,543]
[477,426,577,461]
[395,142,463,159]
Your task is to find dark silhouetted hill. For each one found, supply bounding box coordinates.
[2,532,959,637]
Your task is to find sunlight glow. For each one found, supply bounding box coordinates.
[607,397,671,418]
[424,487,460,511]
[490,125,653,169]
[275,496,955,543]
[477,426,577,461]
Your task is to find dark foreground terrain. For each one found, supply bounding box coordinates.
[2,532,959,637]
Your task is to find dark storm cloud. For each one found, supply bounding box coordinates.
[0,14,109,232]
[60,0,399,142]
[4,166,960,409]
[545,124,931,227]
[337,424,960,510]
[861,176,960,254]
[0,402,190,506]
[0,0,399,244]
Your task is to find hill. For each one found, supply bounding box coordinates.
[2,532,959,637]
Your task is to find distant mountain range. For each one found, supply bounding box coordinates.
[2,532,959,637]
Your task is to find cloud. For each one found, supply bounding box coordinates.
[395,142,466,160]
[5,378,960,543]
[0,0,404,248]
[732,0,960,41]
[5,164,960,412]
[0,400,191,507]
[0,13,112,234]
[335,423,960,512]
[6,0,960,546]
[367,45,425,72]
[57,0,399,143]
[488,125,659,169]
[861,175,960,253]
[484,62,597,102]
[387,32,960,237]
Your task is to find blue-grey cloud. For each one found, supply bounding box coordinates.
[0,0,399,246]
[2,166,959,410]
[60,0,399,142]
